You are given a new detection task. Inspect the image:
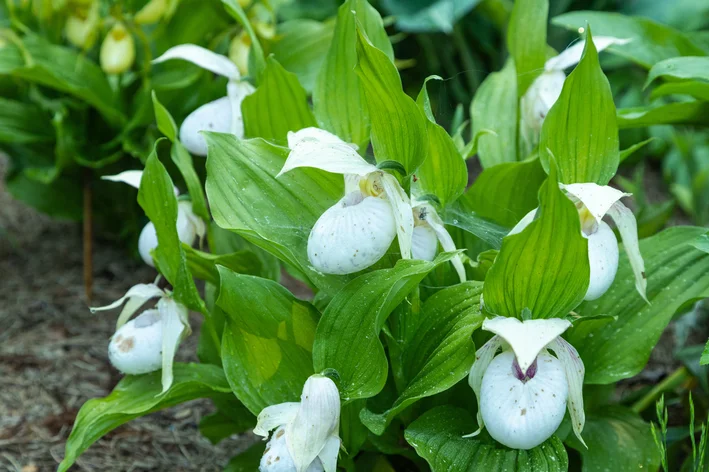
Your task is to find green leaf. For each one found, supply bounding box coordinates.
[205,133,349,295]
[271,19,335,94]
[565,407,660,472]
[0,34,123,126]
[568,226,709,383]
[443,202,508,249]
[617,102,709,128]
[462,158,546,227]
[242,56,317,144]
[701,339,709,365]
[355,25,428,175]
[225,442,267,472]
[483,165,590,319]
[619,138,656,163]
[649,80,709,101]
[220,0,266,81]
[507,0,548,95]
[183,245,271,285]
[217,267,317,414]
[6,171,82,220]
[552,12,707,69]
[58,363,231,472]
[360,282,484,435]
[381,0,482,33]
[645,56,709,87]
[138,143,205,312]
[198,393,255,444]
[0,97,53,143]
[470,59,518,167]
[313,254,454,402]
[151,92,209,221]
[405,406,569,472]
[415,77,468,206]
[313,0,392,149]
[540,27,619,185]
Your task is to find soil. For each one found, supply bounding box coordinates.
[0,155,254,472]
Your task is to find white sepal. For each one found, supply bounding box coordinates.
[561,183,630,224]
[108,309,163,375]
[260,426,324,472]
[226,80,255,137]
[520,70,566,134]
[411,224,437,262]
[286,375,341,472]
[153,44,240,81]
[318,435,341,472]
[480,350,569,450]
[466,335,503,437]
[279,129,376,178]
[482,317,571,375]
[158,297,190,393]
[254,403,300,438]
[307,192,396,274]
[607,201,648,302]
[544,36,632,71]
[549,337,587,447]
[90,283,165,329]
[381,173,413,260]
[179,96,232,156]
[102,170,144,189]
[287,127,358,151]
[584,221,620,301]
[422,204,466,282]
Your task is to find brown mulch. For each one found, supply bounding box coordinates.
[0,156,254,472]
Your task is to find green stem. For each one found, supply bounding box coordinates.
[631,366,691,413]
[452,25,480,94]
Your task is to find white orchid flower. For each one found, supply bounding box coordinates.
[91,282,191,393]
[520,36,631,148]
[255,374,341,472]
[103,170,206,267]
[278,127,414,275]
[467,317,585,450]
[510,183,646,301]
[153,44,255,156]
[411,201,466,282]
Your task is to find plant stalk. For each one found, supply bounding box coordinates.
[631,366,691,413]
[83,170,93,303]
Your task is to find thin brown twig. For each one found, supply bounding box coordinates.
[83,170,93,303]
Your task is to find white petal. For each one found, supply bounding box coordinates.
[108,309,163,375]
[307,192,396,274]
[482,317,571,375]
[102,170,144,189]
[544,36,632,71]
[381,173,413,260]
[179,96,232,156]
[480,350,568,450]
[562,183,630,223]
[153,44,240,80]
[138,222,159,267]
[90,283,164,315]
[607,201,648,302]
[421,204,466,282]
[254,403,300,438]
[158,298,189,393]
[584,221,620,301]
[317,435,341,472]
[227,80,255,137]
[344,174,361,194]
[279,131,376,178]
[520,70,566,133]
[508,208,538,236]
[466,335,503,437]
[548,337,586,447]
[287,127,358,151]
[412,224,438,261]
[260,426,324,472]
[286,375,341,472]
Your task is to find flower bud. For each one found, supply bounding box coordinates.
[100,22,136,75]
[108,309,163,375]
[229,31,251,77]
[65,2,99,50]
[134,0,167,24]
[179,97,233,156]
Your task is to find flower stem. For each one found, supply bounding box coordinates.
[631,366,691,413]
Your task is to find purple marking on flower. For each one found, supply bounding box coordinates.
[512,357,538,382]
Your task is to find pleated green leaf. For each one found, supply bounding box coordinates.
[0,98,53,144]
[507,0,549,95]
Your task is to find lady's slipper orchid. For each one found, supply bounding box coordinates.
[65,1,99,50]
[229,31,251,77]
[99,22,136,75]
[520,36,631,148]
[278,127,413,275]
[510,183,646,301]
[91,282,190,392]
[255,374,341,472]
[411,201,466,282]
[467,317,585,450]
[134,0,167,24]
[153,44,255,156]
[103,170,205,267]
